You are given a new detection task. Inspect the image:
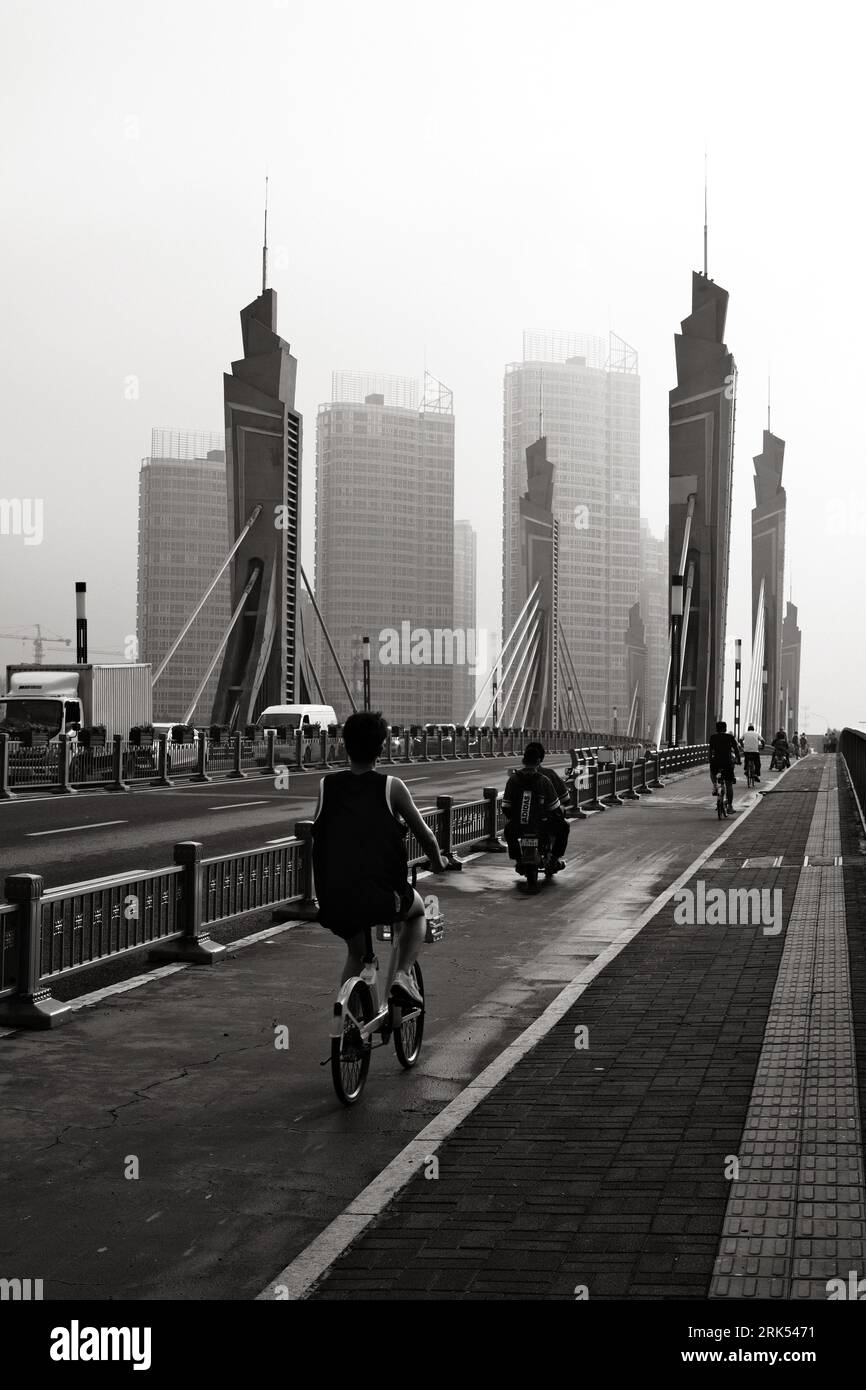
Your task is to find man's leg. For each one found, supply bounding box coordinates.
[551,816,569,860]
[385,891,426,999]
[726,773,735,810]
[341,931,367,985]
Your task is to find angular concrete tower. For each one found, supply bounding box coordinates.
[516,436,559,729]
[669,272,736,742]
[211,286,303,727]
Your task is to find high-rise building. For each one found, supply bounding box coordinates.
[137,429,229,723]
[315,372,455,725]
[639,519,669,741]
[453,520,477,724]
[502,332,640,731]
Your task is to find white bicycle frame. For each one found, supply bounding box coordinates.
[330,923,422,1042]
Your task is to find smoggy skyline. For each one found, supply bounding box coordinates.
[1,0,863,730]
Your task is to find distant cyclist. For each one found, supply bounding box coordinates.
[709,719,741,813]
[312,711,447,1008]
[740,724,764,783]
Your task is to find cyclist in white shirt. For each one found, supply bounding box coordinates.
[740,725,764,783]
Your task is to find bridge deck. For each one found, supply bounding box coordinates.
[1,755,863,1301]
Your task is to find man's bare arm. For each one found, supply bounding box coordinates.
[390,778,448,872]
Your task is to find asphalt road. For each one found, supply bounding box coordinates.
[0,765,745,1299]
[0,755,556,890]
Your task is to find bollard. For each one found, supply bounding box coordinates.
[319,728,328,767]
[435,795,463,870]
[294,820,319,915]
[419,730,430,763]
[294,728,304,771]
[0,735,16,801]
[150,842,225,963]
[155,734,173,788]
[481,786,507,852]
[192,730,212,784]
[403,729,413,763]
[636,757,653,795]
[265,728,277,777]
[54,733,78,796]
[0,874,70,1028]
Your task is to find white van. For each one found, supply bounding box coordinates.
[254,704,338,734]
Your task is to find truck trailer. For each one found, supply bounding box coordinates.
[0,664,153,743]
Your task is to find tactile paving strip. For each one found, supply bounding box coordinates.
[710,760,866,1298]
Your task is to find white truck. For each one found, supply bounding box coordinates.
[0,664,153,743]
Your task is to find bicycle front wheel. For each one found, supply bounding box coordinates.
[394,961,425,1069]
[332,980,374,1106]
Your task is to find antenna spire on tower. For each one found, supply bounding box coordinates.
[262,174,269,294]
[703,148,708,278]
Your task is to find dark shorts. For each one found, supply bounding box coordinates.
[319,882,416,943]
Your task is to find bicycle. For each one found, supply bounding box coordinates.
[744,754,759,790]
[330,874,444,1107]
[712,774,729,819]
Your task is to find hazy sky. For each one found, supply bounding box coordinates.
[1,0,863,731]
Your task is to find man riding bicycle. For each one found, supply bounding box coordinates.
[312,711,447,1009]
[708,719,741,813]
[740,724,764,783]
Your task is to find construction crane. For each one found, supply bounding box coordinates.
[0,625,72,664]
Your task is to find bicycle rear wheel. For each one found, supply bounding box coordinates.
[394,961,425,1069]
[332,980,374,1105]
[717,791,726,819]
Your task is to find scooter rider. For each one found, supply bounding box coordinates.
[502,742,569,870]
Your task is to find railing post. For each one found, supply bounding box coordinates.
[108,734,130,792]
[622,760,640,801]
[481,786,507,852]
[419,730,430,763]
[0,735,16,801]
[265,728,277,776]
[150,842,225,963]
[192,730,212,783]
[54,733,77,796]
[294,820,319,913]
[0,874,70,1028]
[294,729,304,771]
[637,757,653,794]
[155,734,173,787]
[229,731,246,780]
[583,761,606,813]
[435,795,463,870]
[319,728,328,767]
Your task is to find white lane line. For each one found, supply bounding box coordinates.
[256,798,760,1300]
[208,800,271,811]
[26,820,127,838]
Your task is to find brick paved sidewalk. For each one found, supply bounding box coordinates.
[307,756,865,1299]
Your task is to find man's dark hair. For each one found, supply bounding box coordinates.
[524,741,545,765]
[343,710,388,763]
[716,721,727,732]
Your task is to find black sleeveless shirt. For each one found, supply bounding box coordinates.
[312,771,409,929]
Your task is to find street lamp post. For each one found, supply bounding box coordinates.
[492,677,498,729]
[613,706,618,740]
[362,636,371,712]
[670,576,684,746]
[734,638,742,740]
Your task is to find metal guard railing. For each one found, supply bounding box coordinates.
[0,743,709,1027]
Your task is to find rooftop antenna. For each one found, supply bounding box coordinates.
[262,173,269,294]
[767,368,771,434]
[703,147,708,278]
